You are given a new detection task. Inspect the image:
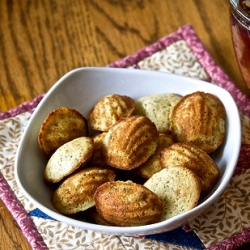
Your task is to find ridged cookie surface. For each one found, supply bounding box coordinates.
[144,166,202,220]
[88,94,135,131]
[94,181,164,226]
[161,142,220,197]
[170,91,226,153]
[134,93,181,133]
[51,167,116,215]
[38,107,88,157]
[102,116,159,170]
[44,136,94,183]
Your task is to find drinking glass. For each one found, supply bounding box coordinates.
[229,0,250,89]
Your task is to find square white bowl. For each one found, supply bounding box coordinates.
[15,67,241,236]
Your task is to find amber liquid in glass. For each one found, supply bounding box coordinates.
[230,0,250,88]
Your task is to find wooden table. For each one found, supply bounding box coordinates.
[1,0,250,249]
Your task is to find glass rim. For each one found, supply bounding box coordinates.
[229,0,250,22]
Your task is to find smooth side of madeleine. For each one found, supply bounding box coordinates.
[134,93,182,133]
[144,166,202,221]
[44,136,94,183]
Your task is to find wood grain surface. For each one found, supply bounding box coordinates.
[1,0,250,249]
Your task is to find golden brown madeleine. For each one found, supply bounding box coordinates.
[87,207,113,226]
[144,166,202,220]
[44,137,94,183]
[88,132,108,168]
[87,133,121,174]
[88,94,135,132]
[94,181,164,226]
[134,93,182,133]
[161,142,220,197]
[170,91,226,153]
[38,107,88,157]
[136,133,174,179]
[102,116,159,170]
[51,167,116,215]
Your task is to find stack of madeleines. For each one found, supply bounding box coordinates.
[38,91,226,226]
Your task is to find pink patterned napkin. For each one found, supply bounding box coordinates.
[1,24,250,250]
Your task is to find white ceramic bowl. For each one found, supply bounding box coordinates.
[15,67,241,236]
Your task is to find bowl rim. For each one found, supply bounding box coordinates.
[15,67,241,235]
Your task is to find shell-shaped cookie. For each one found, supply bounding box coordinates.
[51,167,116,215]
[94,181,164,226]
[144,166,202,220]
[38,107,88,158]
[44,136,94,183]
[161,142,220,197]
[134,93,182,133]
[102,116,159,170]
[88,94,135,131]
[87,207,113,226]
[88,132,108,168]
[170,91,226,153]
[136,133,174,179]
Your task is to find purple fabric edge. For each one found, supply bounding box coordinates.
[0,24,249,250]
[179,24,250,250]
[0,173,48,249]
[0,94,45,120]
[0,95,48,249]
